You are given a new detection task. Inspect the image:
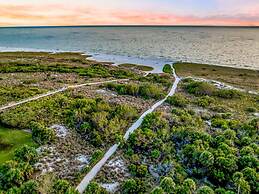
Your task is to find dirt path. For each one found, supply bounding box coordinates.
[76,67,181,193]
[0,79,129,112]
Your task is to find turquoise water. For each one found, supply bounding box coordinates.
[0,26,258,71]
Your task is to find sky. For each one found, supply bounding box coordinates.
[0,0,259,26]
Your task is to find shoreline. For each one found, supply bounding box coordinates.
[0,47,258,72]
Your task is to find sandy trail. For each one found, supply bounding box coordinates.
[76,67,181,193]
[0,79,129,112]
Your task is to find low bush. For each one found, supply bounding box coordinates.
[122,178,147,194]
[166,94,189,107]
[30,122,55,145]
[139,83,165,99]
[52,179,78,194]
[245,107,256,113]
[90,150,104,165]
[185,81,216,96]
[195,96,215,107]
[163,64,173,74]
[138,73,172,88]
[14,145,38,165]
[213,89,241,99]
[106,82,166,99]
[84,182,107,194]
[211,118,229,130]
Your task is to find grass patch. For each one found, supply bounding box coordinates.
[0,52,137,79]
[119,63,154,71]
[0,85,46,106]
[174,62,259,91]
[0,126,36,163]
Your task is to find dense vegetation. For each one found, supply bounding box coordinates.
[106,82,166,100]
[119,80,258,194]
[184,79,242,99]
[0,93,138,147]
[0,92,139,192]
[0,86,46,106]
[0,53,258,194]
[0,62,135,79]
[0,52,137,80]
[0,145,79,193]
[105,73,174,100]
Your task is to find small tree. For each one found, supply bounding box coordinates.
[199,151,214,167]
[163,64,173,74]
[84,182,107,194]
[122,179,138,194]
[182,178,196,194]
[52,180,70,194]
[166,94,189,107]
[233,172,251,194]
[20,180,39,194]
[160,177,176,193]
[151,186,164,194]
[30,122,55,145]
[196,186,214,194]
[242,167,258,192]
[14,145,38,165]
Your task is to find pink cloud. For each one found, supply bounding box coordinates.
[0,3,258,26]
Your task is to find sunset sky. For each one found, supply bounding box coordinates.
[0,0,259,26]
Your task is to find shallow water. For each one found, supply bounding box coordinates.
[0,26,258,71]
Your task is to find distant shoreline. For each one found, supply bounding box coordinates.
[1,25,259,29]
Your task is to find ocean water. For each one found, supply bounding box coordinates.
[0,26,258,72]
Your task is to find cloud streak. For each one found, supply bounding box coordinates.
[0,2,258,26]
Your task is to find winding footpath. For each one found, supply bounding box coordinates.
[76,68,181,194]
[0,79,129,112]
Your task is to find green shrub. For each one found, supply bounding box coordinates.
[210,105,230,113]
[106,82,165,99]
[182,178,196,194]
[166,94,189,107]
[197,186,214,194]
[199,151,214,167]
[151,149,161,159]
[14,145,38,165]
[20,180,39,194]
[128,164,148,177]
[122,178,146,194]
[52,180,78,194]
[90,150,104,165]
[139,83,165,99]
[213,89,241,99]
[245,107,256,113]
[211,118,229,129]
[163,64,173,74]
[160,177,176,193]
[30,122,55,145]
[139,73,172,88]
[0,160,33,190]
[185,81,216,96]
[84,182,107,194]
[151,187,164,194]
[195,96,215,107]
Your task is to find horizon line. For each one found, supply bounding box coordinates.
[0,25,259,28]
